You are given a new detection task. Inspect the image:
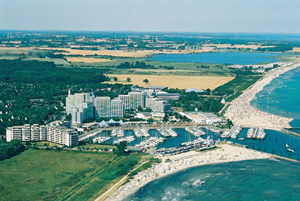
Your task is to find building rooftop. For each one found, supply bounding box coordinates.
[156,93,181,96]
[185,87,205,93]
[144,86,168,90]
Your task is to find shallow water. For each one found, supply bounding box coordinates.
[125,159,300,201]
[251,66,300,120]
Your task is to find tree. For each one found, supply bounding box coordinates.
[25,141,31,146]
[143,79,149,85]
[147,118,154,124]
[163,113,169,122]
[128,43,134,49]
[138,106,143,112]
[113,77,118,82]
[127,77,131,82]
[116,141,127,156]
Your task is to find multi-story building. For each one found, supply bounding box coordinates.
[22,124,31,141]
[117,95,130,110]
[117,92,146,110]
[39,125,47,141]
[71,102,94,123]
[94,97,111,118]
[31,124,40,141]
[128,92,146,109]
[6,126,22,142]
[6,121,79,147]
[111,99,124,117]
[156,92,181,100]
[66,90,155,123]
[66,90,95,114]
[146,97,171,113]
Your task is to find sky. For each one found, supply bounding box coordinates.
[0,0,300,33]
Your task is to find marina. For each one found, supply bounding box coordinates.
[78,128,103,142]
[246,127,266,139]
[185,126,206,137]
[157,126,177,137]
[77,124,300,161]
[230,126,242,139]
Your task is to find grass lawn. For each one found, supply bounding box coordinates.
[79,144,117,150]
[35,141,63,147]
[0,149,143,201]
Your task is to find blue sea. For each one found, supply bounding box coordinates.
[125,159,300,201]
[148,52,282,65]
[121,62,300,200]
[251,66,300,124]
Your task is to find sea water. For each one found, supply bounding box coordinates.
[251,66,300,122]
[124,65,300,200]
[125,159,300,201]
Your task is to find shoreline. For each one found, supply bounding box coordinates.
[103,144,270,201]
[225,62,300,130]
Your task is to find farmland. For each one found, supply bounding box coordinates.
[65,57,114,63]
[0,149,144,201]
[106,74,235,90]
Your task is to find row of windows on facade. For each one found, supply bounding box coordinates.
[6,122,79,147]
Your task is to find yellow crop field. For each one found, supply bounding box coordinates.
[39,48,154,57]
[107,74,234,90]
[39,48,212,58]
[65,57,113,63]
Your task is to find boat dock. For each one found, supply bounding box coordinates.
[185,126,206,137]
[246,127,266,139]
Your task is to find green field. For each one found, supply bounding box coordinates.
[79,144,117,150]
[213,75,263,101]
[0,149,143,201]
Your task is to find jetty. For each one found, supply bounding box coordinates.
[185,126,206,137]
[246,127,266,139]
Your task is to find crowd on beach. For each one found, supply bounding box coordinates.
[225,62,299,130]
[106,144,269,201]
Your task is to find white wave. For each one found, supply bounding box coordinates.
[192,179,205,187]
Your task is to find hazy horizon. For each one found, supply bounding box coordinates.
[1,0,300,34]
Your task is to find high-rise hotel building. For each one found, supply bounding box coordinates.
[67,90,145,123]
[128,92,146,109]
[66,90,95,114]
[110,99,124,118]
[94,97,111,118]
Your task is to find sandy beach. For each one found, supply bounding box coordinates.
[225,62,300,130]
[103,143,270,201]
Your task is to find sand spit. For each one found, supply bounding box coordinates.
[103,144,269,201]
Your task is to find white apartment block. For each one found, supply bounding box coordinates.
[71,102,94,123]
[94,97,111,118]
[66,90,95,114]
[118,95,130,110]
[111,99,124,118]
[146,97,171,113]
[128,92,146,109]
[6,121,79,147]
[22,124,31,141]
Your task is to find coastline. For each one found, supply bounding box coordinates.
[103,144,270,201]
[225,62,300,130]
